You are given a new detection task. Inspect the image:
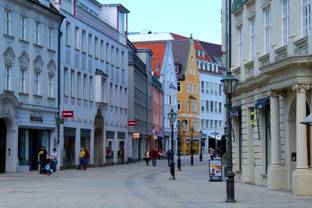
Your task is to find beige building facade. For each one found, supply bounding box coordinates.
[222,0,312,196]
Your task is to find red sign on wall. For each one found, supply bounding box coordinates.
[128,120,136,126]
[62,111,74,118]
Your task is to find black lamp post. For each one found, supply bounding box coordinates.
[221,72,239,202]
[190,126,194,166]
[168,108,177,180]
[199,130,203,161]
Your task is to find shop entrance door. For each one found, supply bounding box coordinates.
[0,119,7,173]
[30,130,41,170]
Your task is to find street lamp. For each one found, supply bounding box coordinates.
[190,126,194,166]
[199,130,203,161]
[221,72,239,203]
[177,119,187,171]
[168,108,177,180]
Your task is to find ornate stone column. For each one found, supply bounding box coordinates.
[268,92,287,190]
[292,84,312,196]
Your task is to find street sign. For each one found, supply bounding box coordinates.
[62,110,74,118]
[133,133,140,139]
[128,120,136,126]
[209,159,223,182]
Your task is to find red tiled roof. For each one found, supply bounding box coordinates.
[199,41,222,58]
[194,40,213,62]
[134,42,167,77]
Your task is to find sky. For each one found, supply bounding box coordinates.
[100,0,222,44]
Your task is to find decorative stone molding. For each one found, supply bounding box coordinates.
[18,51,30,68]
[47,60,56,77]
[33,55,43,73]
[3,47,16,65]
[292,84,310,93]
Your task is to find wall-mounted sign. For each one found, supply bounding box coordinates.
[133,133,140,139]
[62,110,74,118]
[128,120,136,126]
[30,115,43,122]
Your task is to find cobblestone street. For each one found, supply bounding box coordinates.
[0,155,311,208]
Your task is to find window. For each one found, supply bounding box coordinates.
[101,78,105,101]
[201,119,204,129]
[177,82,181,92]
[201,100,205,111]
[82,30,86,52]
[190,84,193,93]
[215,101,218,112]
[100,40,104,60]
[206,100,209,112]
[206,82,209,94]
[302,0,311,37]
[4,65,11,91]
[34,72,40,95]
[282,0,290,45]
[89,76,93,101]
[210,101,213,113]
[21,16,26,40]
[192,101,196,112]
[66,22,70,46]
[88,34,92,55]
[219,84,222,95]
[210,82,213,94]
[20,68,26,93]
[186,83,189,93]
[70,70,75,97]
[201,81,204,93]
[219,102,222,113]
[111,46,114,65]
[83,74,88,100]
[237,27,242,64]
[214,120,218,129]
[264,6,271,53]
[186,100,190,111]
[35,21,40,45]
[94,37,98,58]
[110,83,113,105]
[116,48,119,68]
[210,120,213,129]
[106,43,109,63]
[48,75,53,97]
[64,68,69,96]
[77,72,82,99]
[177,100,181,111]
[169,95,172,105]
[205,120,209,129]
[75,27,79,50]
[48,27,53,49]
[249,16,256,59]
[121,51,125,69]
[4,10,11,35]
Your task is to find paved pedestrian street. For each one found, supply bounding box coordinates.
[0,156,311,208]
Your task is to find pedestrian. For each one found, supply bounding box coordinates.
[209,147,215,160]
[167,149,173,167]
[44,158,52,176]
[144,151,150,166]
[84,148,90,169]
[38,146,47,174]
[78,148,86,170]
[150,150,157,166]
[50,147,58,173]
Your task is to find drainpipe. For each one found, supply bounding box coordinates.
[57,15,64,169]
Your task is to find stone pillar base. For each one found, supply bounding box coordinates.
[292,169,312,196]
[268,165,288,190]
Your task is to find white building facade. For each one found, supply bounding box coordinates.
[200,71,224,154]
[53,0,129,168]
[223,0,312,196]
[0,0,63,172]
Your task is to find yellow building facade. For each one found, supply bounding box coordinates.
[173,39,200,155]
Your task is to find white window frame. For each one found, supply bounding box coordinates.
[48,75,53,98]
[75,27,80,50]
[249,16,256,59]
[4,10,11,36]
[302,0,311,37]
[237,27,242,64]
[21,16,26,40]
[20,68,26,93]
[264,6,271,53]
[48,27,53,49]
[4,65,11,91]
[34,72,40,95]
[35,21,40,45]
[282,0,290,45]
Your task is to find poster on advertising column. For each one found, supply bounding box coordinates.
[209,159,223,182]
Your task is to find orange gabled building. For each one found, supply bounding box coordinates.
[172,38,201,155]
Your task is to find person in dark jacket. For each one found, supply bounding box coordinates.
[150,150,157,166]
[38,146,47,174]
